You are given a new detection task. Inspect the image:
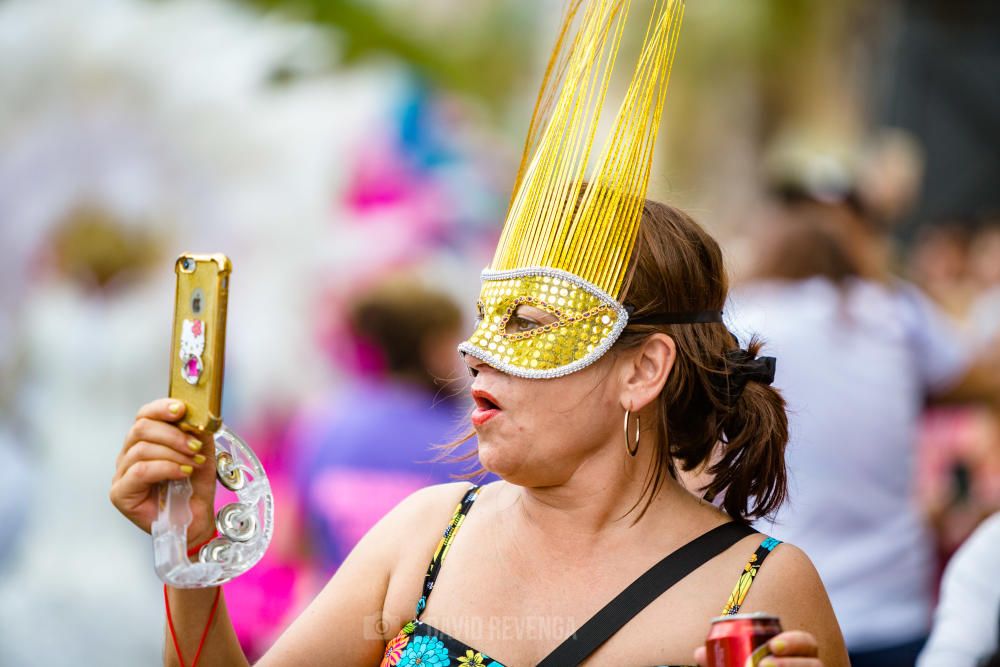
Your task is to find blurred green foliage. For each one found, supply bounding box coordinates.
[238,0,867,136]
[238,0,538,115]
[236,0,873,211]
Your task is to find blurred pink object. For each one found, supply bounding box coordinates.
[345,140,416,211]
[308,467,443,551]
[225,561,300,661]
[917,406,1000,560]
[341,138,449,264]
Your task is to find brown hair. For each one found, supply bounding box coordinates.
[752,202,863,285]
[617,200,788,521]
[443,199,789,522]
[350,278,462,385]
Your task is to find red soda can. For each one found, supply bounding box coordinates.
[705,612,782,667]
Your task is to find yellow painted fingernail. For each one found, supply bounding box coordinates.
[180,464,193,475]
[193,454,206,465]
[760,660,778,667]
[168,402,183,415]
[770,638,787,654]
[188,439,203,452]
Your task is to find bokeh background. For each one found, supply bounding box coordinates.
[0,0,997,665]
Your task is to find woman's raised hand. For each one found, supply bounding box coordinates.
[694,630,822,667]
[110,399,218,546]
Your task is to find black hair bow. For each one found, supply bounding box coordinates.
[720,349,776,404]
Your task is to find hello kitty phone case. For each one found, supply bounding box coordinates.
[169,253,229,432]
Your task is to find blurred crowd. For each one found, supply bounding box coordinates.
[0,0,997,666]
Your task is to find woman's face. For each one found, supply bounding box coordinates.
[463,305,625,485]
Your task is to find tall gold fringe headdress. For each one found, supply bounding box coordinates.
[459,0,687,379]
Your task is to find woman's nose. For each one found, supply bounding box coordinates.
[462,352,486,378]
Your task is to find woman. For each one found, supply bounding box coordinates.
[113,2,847,663]
[111,200,848,666]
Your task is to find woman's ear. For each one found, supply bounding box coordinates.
[619,333,675,412]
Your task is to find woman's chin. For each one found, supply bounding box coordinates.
[476,440,521,479]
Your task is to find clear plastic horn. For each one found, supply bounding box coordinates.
[152,425,273,588]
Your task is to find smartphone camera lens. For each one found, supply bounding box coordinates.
[180,257,195,272]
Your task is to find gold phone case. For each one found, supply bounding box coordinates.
[168,253,231,434]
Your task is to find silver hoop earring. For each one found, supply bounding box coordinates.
[624,409,639,457]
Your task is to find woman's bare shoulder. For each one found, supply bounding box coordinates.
[260,481,481,665]
[739,540,850,665]
[737,540,830,614]
[371,482,485,628]
[382,481,477,529]
[386,481,475,521]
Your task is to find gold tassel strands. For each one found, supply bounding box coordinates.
[492,0,684,300]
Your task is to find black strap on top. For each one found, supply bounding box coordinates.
[537,521,757,667]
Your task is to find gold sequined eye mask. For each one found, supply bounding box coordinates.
[458,266,722,379]
[459,267,627,379]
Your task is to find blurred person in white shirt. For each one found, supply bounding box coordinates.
[968,222,1000,348]
[918,511,1000,667]
[726,142,1000,667]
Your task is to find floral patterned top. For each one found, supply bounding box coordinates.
[379,485,781,667]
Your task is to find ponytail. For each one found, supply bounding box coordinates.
[703,338,788,520]
[616,200,791,522]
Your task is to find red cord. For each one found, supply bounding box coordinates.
[164,584,222,667]
[192,587,222,667]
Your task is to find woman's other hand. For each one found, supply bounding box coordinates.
[694,630,821,666]
[109,398,217,545]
